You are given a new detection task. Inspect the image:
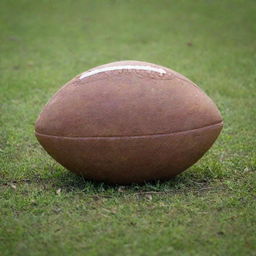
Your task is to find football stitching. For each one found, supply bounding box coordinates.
[76,66,199,87]
[79,65,167,80]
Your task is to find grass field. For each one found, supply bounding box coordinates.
[0,0,256,255]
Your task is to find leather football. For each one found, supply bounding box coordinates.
[35,61,223,184]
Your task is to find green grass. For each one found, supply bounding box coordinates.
[0,0,256,255]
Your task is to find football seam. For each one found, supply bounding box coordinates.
[35,121,223,140]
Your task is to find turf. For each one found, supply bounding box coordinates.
[0,0,256,255]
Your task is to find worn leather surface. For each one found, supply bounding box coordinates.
[35,60,223,184]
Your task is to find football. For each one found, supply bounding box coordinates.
[35,61,223,184]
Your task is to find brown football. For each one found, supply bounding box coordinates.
[35,61,223,184]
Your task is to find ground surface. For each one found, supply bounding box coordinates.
[0,0,256,255]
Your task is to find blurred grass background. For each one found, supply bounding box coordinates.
[0,0,256,255]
